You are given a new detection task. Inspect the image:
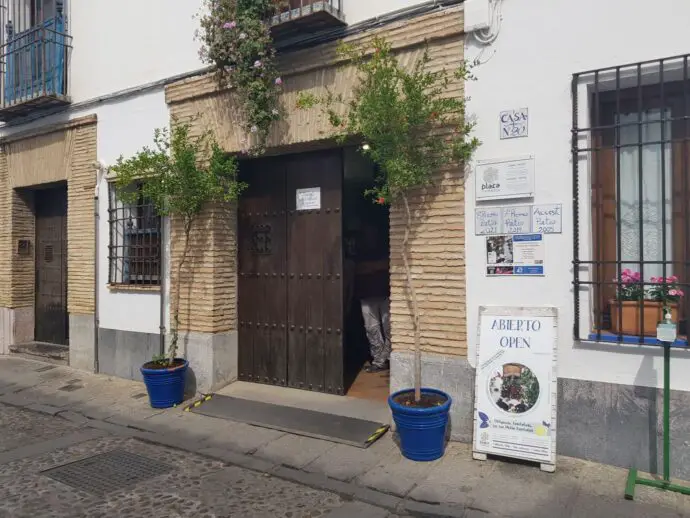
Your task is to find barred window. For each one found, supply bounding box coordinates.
[108,183,161,286]
[573,55,690,344]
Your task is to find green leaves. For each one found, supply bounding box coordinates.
[198,0,282,154]
[112,123,245,223]
[298,36,480,204]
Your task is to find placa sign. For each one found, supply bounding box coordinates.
[473,306,558,470]
[475,156,535,202]
[296,187,321,211]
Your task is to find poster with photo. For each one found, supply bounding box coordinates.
[486,234,544,276]
[473,306,558,467]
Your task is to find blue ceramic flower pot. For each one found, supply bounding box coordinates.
[141,359,188,409]
[388,387,452,461]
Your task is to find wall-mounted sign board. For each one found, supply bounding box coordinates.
[473,305,558,473]
[475,204,562,236]
[296,187,321,211]
[486,233,544,276]
[475,156,535,202]
[500,108,529,139]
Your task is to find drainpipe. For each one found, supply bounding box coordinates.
[159,216,166,357]
[93,160,107,373]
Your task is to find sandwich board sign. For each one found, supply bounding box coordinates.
[472,306,558,472]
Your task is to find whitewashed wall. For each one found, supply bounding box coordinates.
[68,0,203,102]
[96,89,171,335]
[465,0,690,391]
[67,0,433,105]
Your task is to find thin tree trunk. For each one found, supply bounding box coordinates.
[402,194,421,402]
[169,217,193,365]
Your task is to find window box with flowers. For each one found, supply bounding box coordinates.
[610,269,684,337]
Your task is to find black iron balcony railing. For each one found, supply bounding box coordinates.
[0,0,72,121]
[271,0,346,41]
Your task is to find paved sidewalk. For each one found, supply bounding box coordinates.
[0,356,688,518]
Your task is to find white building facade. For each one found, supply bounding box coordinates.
[0,0,688,480]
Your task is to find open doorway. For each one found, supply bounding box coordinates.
[342,147,391,402]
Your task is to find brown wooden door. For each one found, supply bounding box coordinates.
[286,151,343,394]
[35,186,68,345]
[238,150,344,394]
[238,158,288,386]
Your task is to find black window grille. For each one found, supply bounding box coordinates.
[108,183,161,286]
[572,55,690,344]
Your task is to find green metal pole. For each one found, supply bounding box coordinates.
[663,342,670,483]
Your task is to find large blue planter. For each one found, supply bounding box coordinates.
[389,388,452,461]
[141,359,188,409]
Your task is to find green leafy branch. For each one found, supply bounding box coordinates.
[298,37,480,402]
[112,122,247,365]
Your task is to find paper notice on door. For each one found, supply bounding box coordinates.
[296,187,321,211]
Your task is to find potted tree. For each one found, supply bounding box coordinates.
[298,37,479,460]
[112,122,246,408]
[610,269,684,337]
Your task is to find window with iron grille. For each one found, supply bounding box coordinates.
[108,183,161,286]
[572,55,690,344]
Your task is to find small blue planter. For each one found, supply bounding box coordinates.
[389,388,452,462]
[141,359,188,409]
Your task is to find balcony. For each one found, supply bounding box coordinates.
[270,0,346,41]
[0,2,71,122]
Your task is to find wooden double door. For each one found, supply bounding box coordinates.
[238,150,344,394]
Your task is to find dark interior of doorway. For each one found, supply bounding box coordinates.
[342,148,391,402]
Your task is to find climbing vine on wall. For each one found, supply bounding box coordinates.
[198,0,284,154]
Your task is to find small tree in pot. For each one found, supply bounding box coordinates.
[298,37,479,460]
[112,122,246,408]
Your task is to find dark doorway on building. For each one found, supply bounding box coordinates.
[34,183,68,346]
[237,147,390,401]
[342,147,391,402]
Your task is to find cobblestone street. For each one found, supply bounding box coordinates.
[0,403,398,518]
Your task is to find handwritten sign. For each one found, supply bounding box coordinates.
[475,203,563,236]
[296,187,321,211]
[532,204,562,234]
[502,206,531,235]
[500,108,529,140]
[475,208,502,236]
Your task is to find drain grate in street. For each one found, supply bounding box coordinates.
[42,449,173,495]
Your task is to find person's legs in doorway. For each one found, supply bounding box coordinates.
[361,297,390,372]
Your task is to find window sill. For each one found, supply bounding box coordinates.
[107,284,160,293]
[586,331,688,348]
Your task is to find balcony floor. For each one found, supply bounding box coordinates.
[0,92,71,122]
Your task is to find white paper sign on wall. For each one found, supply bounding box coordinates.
[475,156,535,202]
[500,108,529,139]
[475,208,502,236]
[502,206,531,234]
[532,204,562,234]
[473,306,558,472]
[296,187,321,211]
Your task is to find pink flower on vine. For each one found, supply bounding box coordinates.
[275,77,283,85]
[223,21,237,29]
[254,60,263,68]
